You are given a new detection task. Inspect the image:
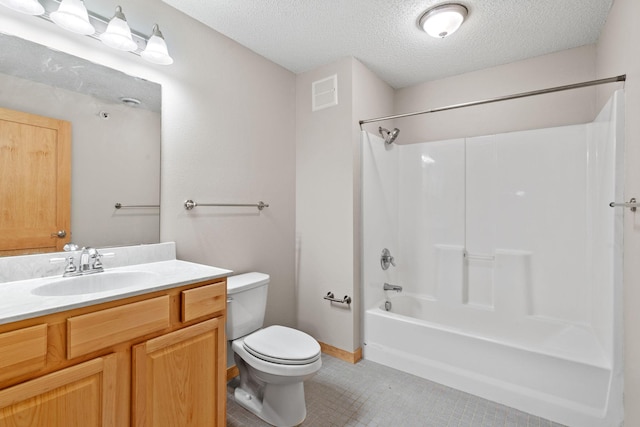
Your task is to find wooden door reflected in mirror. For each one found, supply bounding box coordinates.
[0,107,71,255]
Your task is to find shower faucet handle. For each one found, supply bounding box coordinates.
[381,248,396,270]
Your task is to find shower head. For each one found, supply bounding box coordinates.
[379,127,400,145]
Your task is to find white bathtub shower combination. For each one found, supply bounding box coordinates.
[361,91,624,427]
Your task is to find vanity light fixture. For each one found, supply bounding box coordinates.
[418,3,468,38]
[0,0,44,15]
[0,0,174,65]
[141,24,174,65]
[138,22,174,65]
[99,6,137,51]
[50,0,95,35]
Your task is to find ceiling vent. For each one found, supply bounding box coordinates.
[312,74,338,111]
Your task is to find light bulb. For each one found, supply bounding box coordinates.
[141,24,173,65]
[50,0,95,35]
[100,6,137,51]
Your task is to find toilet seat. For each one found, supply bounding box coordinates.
[243,325,321,365]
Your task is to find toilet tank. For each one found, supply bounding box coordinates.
[226,272,270,340]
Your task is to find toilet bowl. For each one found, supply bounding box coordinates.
[227,273,322,427]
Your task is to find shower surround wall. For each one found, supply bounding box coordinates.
[362,92,624,427]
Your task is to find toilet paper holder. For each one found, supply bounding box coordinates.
[324,292,352,305]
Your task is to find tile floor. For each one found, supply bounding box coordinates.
[226,354,566,427]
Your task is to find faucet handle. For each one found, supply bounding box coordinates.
[93,252,103,269]
[90,249,104,272]
[381,248,396,270]
[64,256,77,275]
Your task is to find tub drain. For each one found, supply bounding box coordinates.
[384,300,392,311]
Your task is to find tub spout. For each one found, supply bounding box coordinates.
[383,283,402,292]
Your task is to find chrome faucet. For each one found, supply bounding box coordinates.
[383,282,402,292]
[79,247,104,274]
[62,246,103,277]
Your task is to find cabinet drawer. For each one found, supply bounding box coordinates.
[181,281,226,322]
[67,296,170,359]
[0,324,47,382]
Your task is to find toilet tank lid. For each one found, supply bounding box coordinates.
[227,272,270,294]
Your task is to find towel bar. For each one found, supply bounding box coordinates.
[184,199,269,211]
[115,203,159,209]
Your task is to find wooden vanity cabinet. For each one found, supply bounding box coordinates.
[132,317,225,427]
[0,354,117,427]
[0,278,227,427]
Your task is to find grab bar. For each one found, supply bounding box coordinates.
[115,203,159,209]
[184,199,269,211]
[324,292,352,305]
[609,198,638,212]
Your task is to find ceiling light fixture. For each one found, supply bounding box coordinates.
[141,24,174,65]
[0,0,174,65]
[120,97,141,106]
[100,6,137,51]
[50,0,95,35]
[418,3,468,39]
[0,0,44,15]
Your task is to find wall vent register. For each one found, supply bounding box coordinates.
[312,74,338,111]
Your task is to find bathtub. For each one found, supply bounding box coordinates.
[363,294,618,427]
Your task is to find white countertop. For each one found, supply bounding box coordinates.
[0,259,232,325]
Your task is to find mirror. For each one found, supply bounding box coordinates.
[0,32,161,255]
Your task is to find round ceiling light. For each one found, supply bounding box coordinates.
[418,3,468,39]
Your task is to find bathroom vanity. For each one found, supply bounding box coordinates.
[0,243,230,426]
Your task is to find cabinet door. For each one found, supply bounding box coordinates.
[132,317,225,427]
[0,354,116,427]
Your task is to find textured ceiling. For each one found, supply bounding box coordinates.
[162,0,612,89]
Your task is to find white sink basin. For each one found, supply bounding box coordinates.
[31,271,160,296]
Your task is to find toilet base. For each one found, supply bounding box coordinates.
[234,381,307,427]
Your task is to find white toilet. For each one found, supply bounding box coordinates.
[227,272,322,427]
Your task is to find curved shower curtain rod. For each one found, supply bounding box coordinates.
[358,74,626,127]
